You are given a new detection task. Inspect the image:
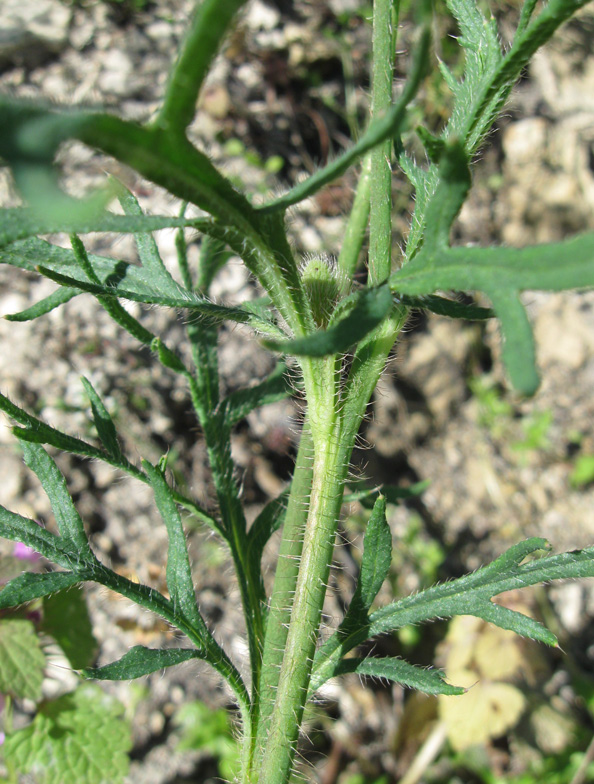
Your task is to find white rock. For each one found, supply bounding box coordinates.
[0,0,71,67]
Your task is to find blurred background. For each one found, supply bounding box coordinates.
[1,1,594,782]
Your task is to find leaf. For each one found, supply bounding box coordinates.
[344,479,430,508]
[3,684,131,784]
[80,377,122,461]
[0,618,46,700]
[344,496,391,628]
[143,461,207,636]
[82,645,207,680]
[19,441,93,558]
[247,486,290,564]
[42,586,97,670]
[319,656,464,697]
[221,362,291,428]
[257,24,431,214]
[0,206,208,250]
[404,0,589,260]
[0,236,278,332]
[443,0,503,149]
[0,389,119,463]
[0,571,82,610]
[401,294,493,321]
[116,185,179,291]
[311,539,594,691]
[4,286,79,321]
[0,504,80,572]
[390,144,594,394]
[0,392,219,534]
[266,285,393,357]
[157,0,251,132]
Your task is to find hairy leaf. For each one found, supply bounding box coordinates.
[0,570,81,609]
[0,236,279,333]
[143,461,207,636]
[311,656,464,697]
[0,206,207,249]
[19,441,92,557]
[391,144,594,394]
[83,645,207,680]
[0,392,219,532]
[0,618,46,700]
[4,286,79,321]
[81,377,122,461]
[343,496,391,628]
[0,505,79,571]
[312,539,594,691]
[117,185,180,291]
[3,684,131,784]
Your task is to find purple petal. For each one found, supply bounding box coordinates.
[13,542,41,562]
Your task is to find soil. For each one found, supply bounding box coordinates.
[1,1,594,783]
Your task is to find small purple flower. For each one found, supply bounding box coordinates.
[13,542,41,563]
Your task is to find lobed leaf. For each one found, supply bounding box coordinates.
[0,206,207,249]
[117,185,180,292]
[0,392,219,533]
[311,656,464,697]
[311,539,594,691]
[391,144,594,394]
[1,235,280,335]
[403,0,590,260]
[82,645,208,680]
[0,504,82,572]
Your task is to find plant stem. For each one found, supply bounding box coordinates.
[255,383,347,784]
[156,0,249,133]
[337,155,371,281]
[369,0,399,285]
[249,420,314,772]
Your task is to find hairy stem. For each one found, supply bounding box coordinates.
[369,0,399,285]
[251,421,314,771]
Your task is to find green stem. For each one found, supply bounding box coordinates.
[337,155,371,281]
[369,0,399,285]
[156,0,249,133]
[250,421,314,771]
[254,358,346,784]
